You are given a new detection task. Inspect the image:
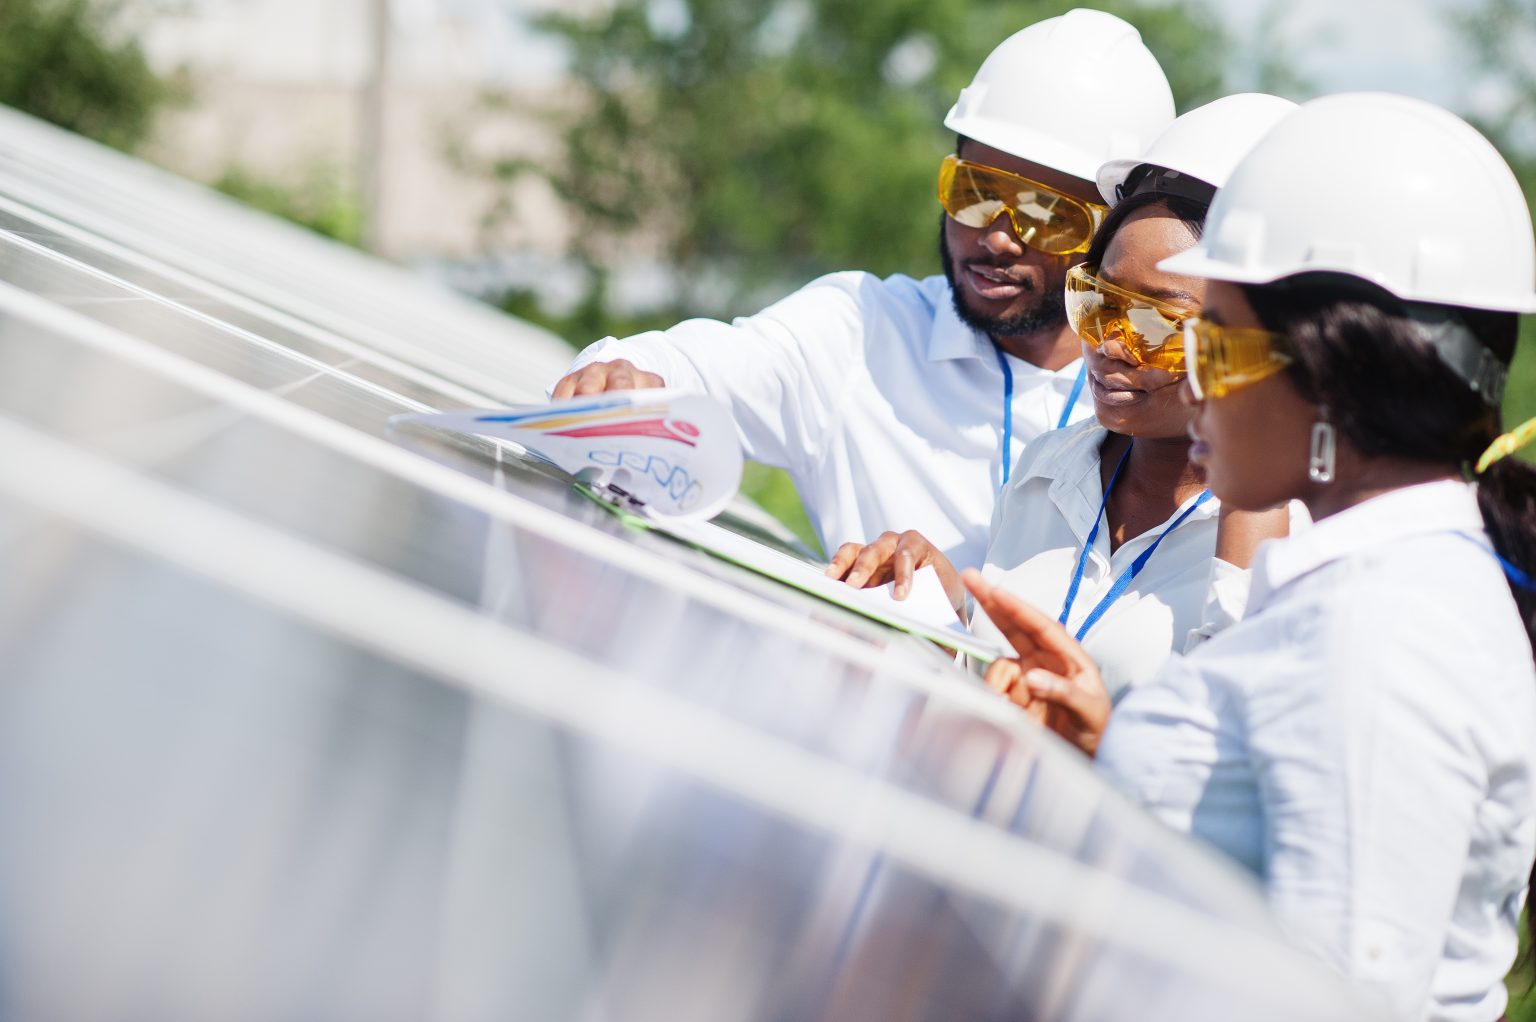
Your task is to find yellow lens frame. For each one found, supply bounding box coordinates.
[1184,318,1295,400]
[937,155,1107,256]
[1064,264,1193,372]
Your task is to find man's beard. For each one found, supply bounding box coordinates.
[939,219,1067,338]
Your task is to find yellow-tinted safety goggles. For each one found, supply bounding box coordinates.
[1064,264,1193,372]
[1184,318,1296,400]
[937,155,1107,256]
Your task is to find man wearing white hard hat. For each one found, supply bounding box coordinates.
[552,9,1174,571]
[830,94,1297,697]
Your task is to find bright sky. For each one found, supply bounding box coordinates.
[1214,0,1481,110]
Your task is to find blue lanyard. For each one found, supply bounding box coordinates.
[1059,362,1087,428]
[993,350,1088,489]
[1453,531,1536,591]
[1058,439,1214,641]
[995,346,1015,488]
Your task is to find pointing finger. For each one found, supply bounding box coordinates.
[962,569,1092,675]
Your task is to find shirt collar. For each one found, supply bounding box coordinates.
[924,287,1086,387]
[1249,478,1483,610]
[1018,420,1222,542]
[926,288,996,362]
[1018,417,1105,487]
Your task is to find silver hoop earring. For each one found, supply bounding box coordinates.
[1308,418,1336,484]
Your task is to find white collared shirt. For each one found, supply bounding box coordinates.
[559,271,1092,568]
[1098,480,1536,1021]
[971,418,1247,699]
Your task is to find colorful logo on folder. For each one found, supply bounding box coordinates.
[398,390,742,520]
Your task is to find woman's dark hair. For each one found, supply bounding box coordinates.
[1242,276,1536,971]
[1083,187,1209,270]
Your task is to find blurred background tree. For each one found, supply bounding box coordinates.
[497,0,1229,328]
[1457,1,1536,1006]
[489,0,1231,549]
[0,0,178,152]
[0,0,356,248]
[1455,0,1536,444]
[212,162,364,247]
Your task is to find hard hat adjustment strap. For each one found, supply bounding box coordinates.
[1408,306,1507,406]
[1120,166,1217,208]
[1261,276,1510,407]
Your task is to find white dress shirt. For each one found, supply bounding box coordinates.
[1097,480,1536,1022]
[560,271,1092,569]
[972,418,1247,699]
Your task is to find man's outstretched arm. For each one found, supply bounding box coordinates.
[544,273,873,474]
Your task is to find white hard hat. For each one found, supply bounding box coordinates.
[1160,92,1536,314]
[944,9,1175,183]
[1096,93,1298,205]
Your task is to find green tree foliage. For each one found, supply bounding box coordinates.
[1227,1,1319,100]
[518,0,1229,318]
[0,0,175,152]
[212,163,364,248]
[1453,0,1536,436]
[1455,0,1536,178]
[1460,7,1536,1008]
[499,0,1230,546]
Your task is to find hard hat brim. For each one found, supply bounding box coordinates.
[1095,158,1140,206]
[1158,247,1536,314]
[945,110,1106,186]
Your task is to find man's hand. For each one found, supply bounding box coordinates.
[551,359,666,399]
[825,530,963,612]
[962,568,1111,757]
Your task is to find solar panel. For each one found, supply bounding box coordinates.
[0,107,1380,1020]
[0,104,568,404]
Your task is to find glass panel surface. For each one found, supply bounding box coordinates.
[0,106,1382,1020]
[0,106,573,402]
[0,520,1373,1022]
[0,214,489,411]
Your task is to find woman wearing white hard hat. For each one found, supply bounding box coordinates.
[966,93,1536,1021]
[831,95,1296,699]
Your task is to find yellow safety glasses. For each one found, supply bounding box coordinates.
[1184,318,1296,400]
[1064,264,1194,372]
[937,154,1107,256]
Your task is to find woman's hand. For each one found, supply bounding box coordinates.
[962,569,1111,757]
[825,530,963,611]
